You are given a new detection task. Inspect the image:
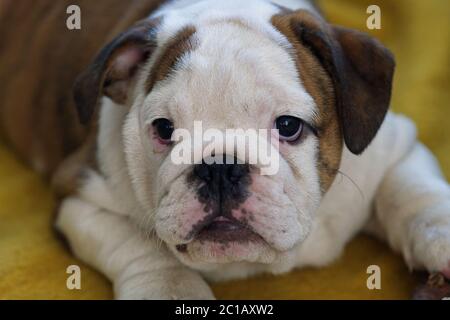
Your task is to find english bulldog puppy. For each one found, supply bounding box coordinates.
[1,0,449,299]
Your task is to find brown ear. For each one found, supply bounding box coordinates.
[73,19,159,124]
[289,11,395,154]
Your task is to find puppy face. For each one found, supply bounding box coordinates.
[135,19,328,265]
[74,7,394,268]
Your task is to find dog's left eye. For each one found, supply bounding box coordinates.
[152,118,174,143]
[275,116,304,142]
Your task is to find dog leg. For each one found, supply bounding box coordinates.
[55,197,214,299]
[373,142,450,279]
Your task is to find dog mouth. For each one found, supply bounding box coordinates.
[196,216,258,242]
[175,216,262,253]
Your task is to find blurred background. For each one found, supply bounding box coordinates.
[0,0,448,299]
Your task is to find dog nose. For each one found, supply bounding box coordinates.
[193,157,249,184]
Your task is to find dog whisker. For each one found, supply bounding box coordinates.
[337,170,365,200]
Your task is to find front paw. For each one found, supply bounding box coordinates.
[412,273,450,300]
[408,207,450,277]
[114,267,215,300]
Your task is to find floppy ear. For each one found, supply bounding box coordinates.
[73,19,159,124]
[289,11,395,154]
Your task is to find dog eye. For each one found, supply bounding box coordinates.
[275,116,304,142]
[152,118,174,142]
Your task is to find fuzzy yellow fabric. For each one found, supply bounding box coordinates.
[0,0,448,299]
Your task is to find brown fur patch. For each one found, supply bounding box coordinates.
[271,13,343,192]
[146,26,197,93]
[50,124,99,198]
[283,11,394,155]
[0,0,167,178]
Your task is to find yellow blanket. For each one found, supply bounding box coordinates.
[0,0,448,299]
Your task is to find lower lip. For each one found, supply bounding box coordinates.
[204,220,243,232]
[175,219,264,254]
[196,220,258,243]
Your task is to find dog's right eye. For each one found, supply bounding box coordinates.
[152,118,174,143]
[275,116,304,142]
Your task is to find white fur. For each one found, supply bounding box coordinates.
[56,0,450,298]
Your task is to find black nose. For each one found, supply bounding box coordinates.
[190,156,252,216]
[193,156,250,184]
